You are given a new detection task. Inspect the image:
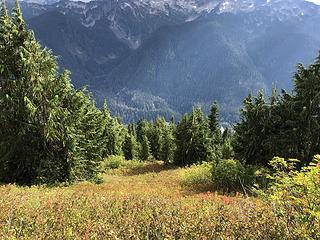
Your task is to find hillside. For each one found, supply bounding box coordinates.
[15,0,320,122]
[0,162,294,239]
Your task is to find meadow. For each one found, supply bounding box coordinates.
[0,161,295,240]
[1,3,320,239]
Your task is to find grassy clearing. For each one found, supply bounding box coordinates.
[0,161,293,239]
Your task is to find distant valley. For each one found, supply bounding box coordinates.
[15,0,320,122]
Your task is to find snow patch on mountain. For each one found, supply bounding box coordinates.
[21,0,320,50]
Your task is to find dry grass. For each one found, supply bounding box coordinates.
[0,161,289,239]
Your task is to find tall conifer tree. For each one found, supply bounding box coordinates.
[0,1,105,184]
[174,107,213,166]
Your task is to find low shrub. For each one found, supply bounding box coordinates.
[258,156,320,239]
[0,185,288,240]
[245,165,270,190]
[102,155,127,170]
[124,160,145,169]
[211,159,269,193]
[212,159,245,192]
[101,155,144,171]
[180,162,213,186]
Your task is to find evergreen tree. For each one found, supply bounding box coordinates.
[233,91,271,165]
[136,119,149,143]
[222,127,231,143]
[140,135,151,161]
[174,107,213,166]
[122,133,138,160]
[128,123,137,138]
[234,53,320,166]
[0,1,105,184]
[290,55,320,163]
[149,116,166,160]
[160,120,176,163]
[208,102,222,144]
[101,102,126,157]
[221,138,234,159]
[208,102,223,159]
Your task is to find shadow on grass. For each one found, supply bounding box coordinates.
[124,161,179,176]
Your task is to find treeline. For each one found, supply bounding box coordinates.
[0,2,229,185]
[1,1,320,185]
[121,103,232,165]
[233,54,320,167]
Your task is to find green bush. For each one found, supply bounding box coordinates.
[259,156,320,239]
[102,155,144,170]
[212,159,246,192]
[211,159,269,193]
[123,160,144,169]
[102,156,127,170]
[180,162,213,186]
[245,165,270,190]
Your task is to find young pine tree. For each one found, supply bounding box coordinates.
[233,92,271,165]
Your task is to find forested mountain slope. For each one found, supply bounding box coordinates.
[16,0,320,122]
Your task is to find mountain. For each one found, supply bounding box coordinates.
[16,0,320,122]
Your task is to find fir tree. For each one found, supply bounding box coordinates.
[122,133,138,160]
[174,107,213,166]
[233,91,270,165]
[101,102,126,157]
[208,102,222,144]
[234,53,320,166]
[149,116,166,160]
[0,1,105,184]
[136,119,149,143]
[160,121,176,163]
[140,135,151,161]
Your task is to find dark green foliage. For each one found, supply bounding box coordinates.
[135,116,176,162]
[234,52,320,166]
[208,102,222,144]
[174,107,213,166]
[140,135,151,161]
[136,119,150,144]
[212,159,246,193]
[160,121,176,163]
[122,133,138,160]
[221,138,234,160]
[0,2,105,184]
[147,116,175,162]
[291,58,320,162]
[148,117,166,160]
[220,127,234,159]
[101,102,126,158]
[233,92,271,165]
[208,102,223,160]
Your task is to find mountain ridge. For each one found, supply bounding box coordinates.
[15,0,320,122]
